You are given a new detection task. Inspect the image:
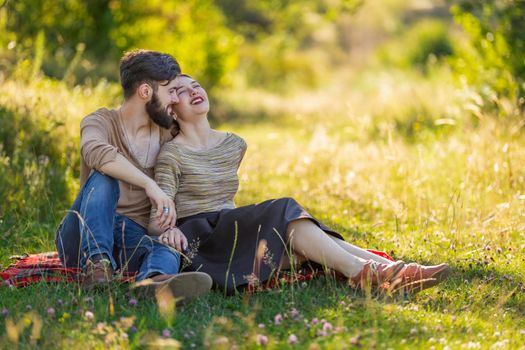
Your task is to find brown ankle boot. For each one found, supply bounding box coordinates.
[390,262,451,294]
[349,260,405,290]
[82,258,114,289]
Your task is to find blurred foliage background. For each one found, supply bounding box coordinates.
[2,0,524,103]
[0,0,524,250]
[0,0,362,90]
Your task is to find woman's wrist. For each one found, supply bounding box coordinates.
[142,177,156,191]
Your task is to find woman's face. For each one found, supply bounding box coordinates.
[172,75,209,120]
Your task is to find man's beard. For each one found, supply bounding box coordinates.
[146,92,174,129]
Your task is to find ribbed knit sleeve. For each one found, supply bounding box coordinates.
[150,144,181,222]
[80,113,119,170]
[155,146,181,200]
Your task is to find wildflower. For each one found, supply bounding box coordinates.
[183,329,196,339]
[274,313,283,325]
[162,329,171,338]
[130,326,138,333]
[128,298,138,306]
[57,299,64,307]
[256,334,268,346]
[1,308,8,317]
[410,328,418,336]
[288,334,298,344]
[214,336,229,346]
[335,326,345,333]
[288,308,300,320]
[59,312,71,323]
[84,311,94,321]
[311,318,319,325]
[323,322,333,332]
[47,307,56,317]
[350,336,360,345]
[316,330,327,337]
[258,323,265,328]
[465,341,481,349]
[492,340,509,349]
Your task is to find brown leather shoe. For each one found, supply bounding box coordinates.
[131,272,213,304]
[349,260,405,290]
[82,258,114,289]
[391,262,451,294]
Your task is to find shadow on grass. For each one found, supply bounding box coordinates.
[424,262,525,316]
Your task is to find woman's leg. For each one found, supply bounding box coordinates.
[287,219,368,278]
[329,236,392,264]
[287,219,451,292]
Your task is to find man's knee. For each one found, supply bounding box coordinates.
[155,246,181,273]
[83,170,120,202]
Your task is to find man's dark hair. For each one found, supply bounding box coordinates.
[119,49,181,99]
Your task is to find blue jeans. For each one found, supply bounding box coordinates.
[55,171,180,281]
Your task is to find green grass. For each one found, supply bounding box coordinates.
[1,67,525,349]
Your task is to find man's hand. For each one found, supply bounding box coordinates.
[159,227,188,252]
[145,180,176,229]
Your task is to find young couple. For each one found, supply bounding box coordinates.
[55,49,450,302]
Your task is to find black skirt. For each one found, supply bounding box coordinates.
[177,197,343,295]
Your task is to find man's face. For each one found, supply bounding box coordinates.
[145,80,178,129]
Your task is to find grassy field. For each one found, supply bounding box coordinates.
[1,65,524,349]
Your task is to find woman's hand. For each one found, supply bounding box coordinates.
[159,227,188,252]
[145,180,177,229]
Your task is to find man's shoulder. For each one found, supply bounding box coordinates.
[81,108,117,127]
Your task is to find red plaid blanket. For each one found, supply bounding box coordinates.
[0,250,393,289]
[1,252,80,287]
[0,252,136,288]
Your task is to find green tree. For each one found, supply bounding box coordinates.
[214,0,363,90]
[450,1,525,110]
[0,0,238,89]
[109,0,239,89]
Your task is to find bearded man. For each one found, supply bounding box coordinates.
[55,50,211,300]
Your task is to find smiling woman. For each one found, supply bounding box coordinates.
[148,74,451,295]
